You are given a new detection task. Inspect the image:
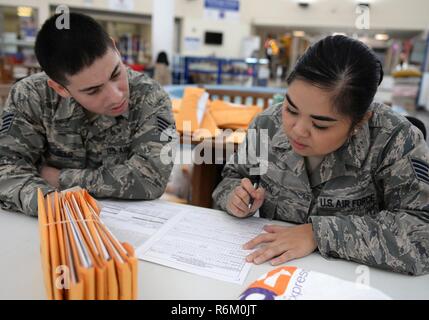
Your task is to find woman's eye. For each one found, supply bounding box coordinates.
[313,124,328,130]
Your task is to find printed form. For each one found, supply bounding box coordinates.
[99,200,185,249]
[100,200,269,284]
[135,205,268,285]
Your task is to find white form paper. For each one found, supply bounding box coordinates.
[99,200,185,249]
[136,207,268,285]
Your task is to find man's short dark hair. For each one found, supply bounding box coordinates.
[35,12,114,85]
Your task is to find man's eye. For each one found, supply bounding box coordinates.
[286,106,298,115]
[88,89,100,95]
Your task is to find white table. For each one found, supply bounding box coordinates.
[0,202,428,300]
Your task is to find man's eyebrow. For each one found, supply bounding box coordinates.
[285,93,338,122]
[79,63,121,92]
[110,63,120,78]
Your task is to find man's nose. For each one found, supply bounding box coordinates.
[107,82,123,102]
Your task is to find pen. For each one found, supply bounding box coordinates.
[248,181,259,209]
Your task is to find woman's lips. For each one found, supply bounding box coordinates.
[291,138,308,150]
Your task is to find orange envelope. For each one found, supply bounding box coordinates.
[69,193,108,300]
[37,189,53,300]
[93,216,132,300]
[62,197,96,300]
[175,87,206,133]
[122,243,138,300]
[81,193,120,300]
[37,188,137,300]
[58,195,84,300]
[45,194,63,300]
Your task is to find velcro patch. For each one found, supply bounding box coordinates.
[0,113,14,134]
[410,158,429,185]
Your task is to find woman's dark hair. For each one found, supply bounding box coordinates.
[287,35,384,129]
[35,12,114,86]
[156,51,169,66]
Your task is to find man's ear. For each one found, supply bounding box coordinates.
[110,37,120,55]
[47,79,71,98]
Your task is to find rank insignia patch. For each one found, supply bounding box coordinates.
[410,158,429,185]
[0,113,14,134]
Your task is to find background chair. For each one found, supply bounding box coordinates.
[405,116,427,141]
[0,84,12,113]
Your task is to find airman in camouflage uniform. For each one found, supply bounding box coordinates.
[0,68,177,216]
[213,102,429,275]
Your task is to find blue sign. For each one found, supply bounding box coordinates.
[204,0,239,12]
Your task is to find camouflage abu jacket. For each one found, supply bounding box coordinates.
[213,102,429,275]
[0,68,177,216]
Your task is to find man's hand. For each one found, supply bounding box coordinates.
[40,165,60,189]
[226,178,265,218]
[243,224,318,265]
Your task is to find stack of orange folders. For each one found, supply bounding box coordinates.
[37,188,138,300]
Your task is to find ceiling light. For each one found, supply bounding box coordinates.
[375,33,389,41]
[17,7,33,17]
[293,31,306,37]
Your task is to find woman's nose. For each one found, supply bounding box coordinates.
[293,119,310,138]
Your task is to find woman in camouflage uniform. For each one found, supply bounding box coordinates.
[213,35,429,275]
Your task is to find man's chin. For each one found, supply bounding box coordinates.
[109,100,128,116]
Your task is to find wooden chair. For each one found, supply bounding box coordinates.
[204,88,275,109]
[406,116,427,140]
[0,84,12,113]
[187,88,277,208]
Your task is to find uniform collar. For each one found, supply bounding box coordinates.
[86,115,118,140]
[120,110,130,120]
[54,96,129,122]
[52,96,126,141]
[338,121,371,169]
[270,120,370,187]
[272,129,309,185]
[311,122,370,187]
[53,97,83,121]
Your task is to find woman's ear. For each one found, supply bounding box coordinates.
[352,111,373,136]
[47,79,71,98]
[359,111,373,127]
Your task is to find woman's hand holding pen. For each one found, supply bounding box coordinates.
[226,178,265,218]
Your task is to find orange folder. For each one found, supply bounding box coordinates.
[62,197,96,300]
[175,87,206,133]
[45,194,63,300]
[57,193,84,300]
[37,190,54,300]
[37,188,138,300]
